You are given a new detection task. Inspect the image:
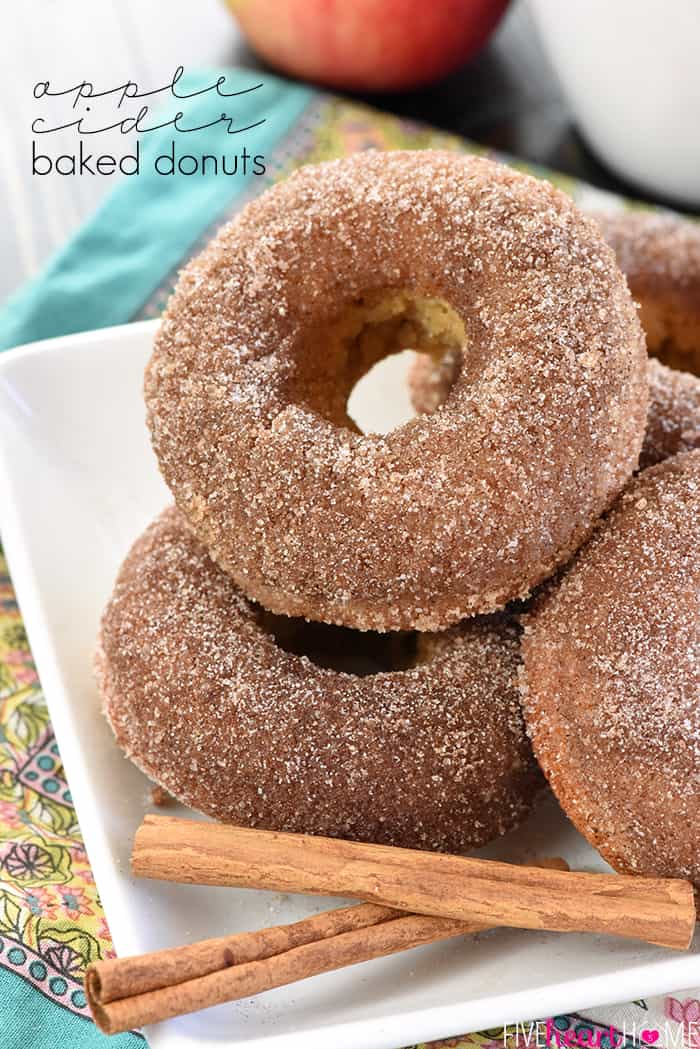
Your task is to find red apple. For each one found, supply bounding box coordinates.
[226,0,510,92]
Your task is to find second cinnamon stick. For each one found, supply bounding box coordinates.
[88,909,477,1034]
[89,902,398,1005]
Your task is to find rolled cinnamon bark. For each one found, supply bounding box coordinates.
[88,901,397,1006]
[87,909,476,1034]
[132,816,696,950]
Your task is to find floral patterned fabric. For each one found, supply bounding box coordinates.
[0,80,697,1048]
[0,548,110,1017]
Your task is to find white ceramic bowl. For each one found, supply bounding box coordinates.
[529,0,700,206]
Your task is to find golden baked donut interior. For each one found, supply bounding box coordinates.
[638,298,700,375]
[292,289,466,431]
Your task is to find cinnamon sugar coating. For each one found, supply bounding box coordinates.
[412,355,700,472]
[96,507,543,852]
[592,211,700,374]
[520,451,700,888]
[409,347,462,417]
[642,359,700,469]
[146,151,647,631]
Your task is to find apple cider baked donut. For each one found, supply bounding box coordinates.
[412,355,700,472]
[146,150,647,631]
[520,450,700,889]
[96,507,543,852]
[593,211,700,375]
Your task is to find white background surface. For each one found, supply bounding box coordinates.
[0,320,698,1049]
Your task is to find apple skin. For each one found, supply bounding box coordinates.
[226,0,510,92]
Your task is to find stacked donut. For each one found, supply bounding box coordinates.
[97,151,700,888]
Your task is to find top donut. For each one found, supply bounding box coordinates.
[146,150,648,631]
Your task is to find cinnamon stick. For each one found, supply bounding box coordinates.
[88,857,568,1034]
[132,815,696,950]
[89,901,397,1005]
[87,908,473,1034]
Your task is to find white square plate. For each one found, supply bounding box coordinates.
[0,321,697,1049]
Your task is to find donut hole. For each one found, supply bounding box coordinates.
[296,290,467,435]
[408,345,462,416]
[347,349,419,434]
[255,608,419,676]
[639,299,700,376]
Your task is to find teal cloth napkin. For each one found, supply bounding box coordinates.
[0,70,311,352]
